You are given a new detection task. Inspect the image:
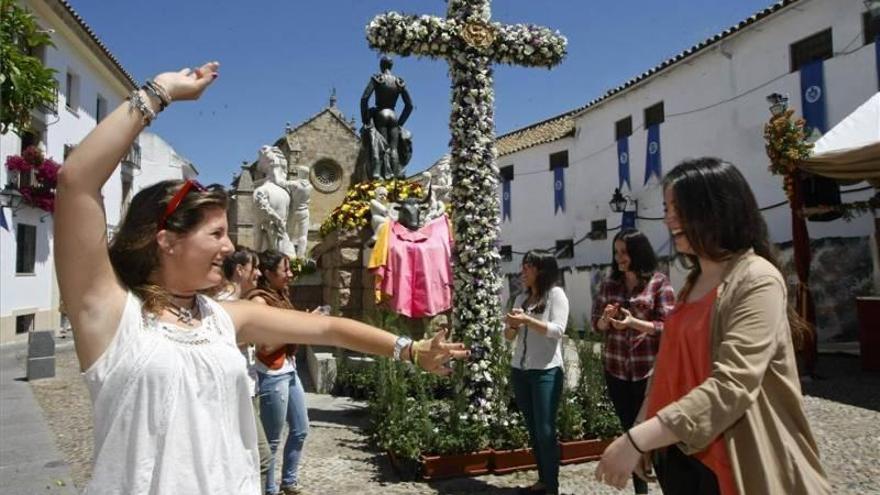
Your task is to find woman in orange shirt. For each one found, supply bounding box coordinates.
[595,158,829,494]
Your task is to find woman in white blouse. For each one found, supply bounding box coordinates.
[505,249,570,495]
[53,61,467,494]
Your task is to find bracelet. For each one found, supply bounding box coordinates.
[145,80,172,107]
[392,336,413,361]
[127,90,155,126]
[626,429,646,455]
[410,338,430,367]
[141,83,167,111]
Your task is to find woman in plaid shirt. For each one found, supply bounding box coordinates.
[591,228,675,495]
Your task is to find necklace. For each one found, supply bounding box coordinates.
[167,298,200,325]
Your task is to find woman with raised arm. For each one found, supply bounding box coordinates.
[54,62,467,494]
[594,158,829,495]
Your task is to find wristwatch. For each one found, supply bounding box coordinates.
[392,336,413,361]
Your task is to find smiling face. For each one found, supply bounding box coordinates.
[160,207,234,291]
[663,186,695,255]
[613,239,632,273]
[520,262,538,291]
[265,257,293,292]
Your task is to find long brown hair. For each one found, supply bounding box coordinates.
[108,179,228,313]
[663,158,807,348]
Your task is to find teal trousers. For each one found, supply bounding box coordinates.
[511,366,563,493]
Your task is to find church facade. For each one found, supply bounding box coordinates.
[228,100,360,252]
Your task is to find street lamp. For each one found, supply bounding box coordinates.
[766,93,789,116]
[0,184,24,210]
[609,187,636,213]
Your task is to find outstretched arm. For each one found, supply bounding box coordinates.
[54,62,219,370]
[225,301,468,376]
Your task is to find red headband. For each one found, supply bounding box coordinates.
[158,179,206,230]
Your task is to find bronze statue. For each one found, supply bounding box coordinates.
[359,56,414,180]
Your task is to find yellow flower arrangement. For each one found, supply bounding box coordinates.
[319,179,424,236]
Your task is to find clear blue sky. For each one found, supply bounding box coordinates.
[69,0,775,186]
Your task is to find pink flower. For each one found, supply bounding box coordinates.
[36,160,60,186]
[21,146,44,165]
[5,155,30,172]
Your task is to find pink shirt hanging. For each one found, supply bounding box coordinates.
[373,216,453,318]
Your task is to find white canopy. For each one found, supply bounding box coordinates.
[802,92,880,185]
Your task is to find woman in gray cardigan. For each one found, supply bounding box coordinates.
[505,250,569,495]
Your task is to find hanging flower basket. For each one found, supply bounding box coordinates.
[4,146,60,213]
[419,449,493,480]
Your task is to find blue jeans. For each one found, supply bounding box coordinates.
[258,369,309,494]
[512,366,563,493]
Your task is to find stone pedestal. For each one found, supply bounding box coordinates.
[27,330,55,380]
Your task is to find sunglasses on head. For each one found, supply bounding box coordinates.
[158,179,207,230]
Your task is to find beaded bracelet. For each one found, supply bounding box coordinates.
[145,80,171,108]
[127,90,156,126]
[141,83,167,111]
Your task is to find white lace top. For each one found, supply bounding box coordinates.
[83,292,260,494]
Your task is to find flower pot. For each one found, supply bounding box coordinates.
[419,449,493,480]
[492,448,537,474]
[558,438,613,465]
[387,451,419,481]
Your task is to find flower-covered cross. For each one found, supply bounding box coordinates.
[367,0,566,424]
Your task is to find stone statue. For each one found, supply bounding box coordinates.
[359,56,414,181]
[288,165,312,258]
[368,186,391,246]
[252,145,296,257]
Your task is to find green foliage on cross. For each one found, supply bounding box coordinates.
[0,0,58,135]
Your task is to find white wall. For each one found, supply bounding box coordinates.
[0,1,131,340]
[497,0,877,328]
[137,132,198,192]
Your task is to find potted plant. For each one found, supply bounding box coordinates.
[559,337,620,464]
[419,382,491,480]
[490,406,535,474]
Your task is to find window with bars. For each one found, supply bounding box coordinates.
[555,239,574,259]
[549,150,569,170]
[644,102,665,127]
[790,28,833,72]
[500,245,513,262]
[16,224,37,274]
[615,117,632,140]
[864,12,880,46]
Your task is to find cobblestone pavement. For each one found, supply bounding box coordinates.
[29,348,880,494]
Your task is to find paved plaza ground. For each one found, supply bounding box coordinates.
[3,340,879,494]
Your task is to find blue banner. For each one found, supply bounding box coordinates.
[800,59,827,136]
[617,138,631,190]
[502,179,511,221]
[622,211,636,229]
[644,124,662,184]
[0,208,7,231]
[553,166,565,214]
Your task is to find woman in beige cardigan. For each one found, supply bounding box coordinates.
[595,158,829,494]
